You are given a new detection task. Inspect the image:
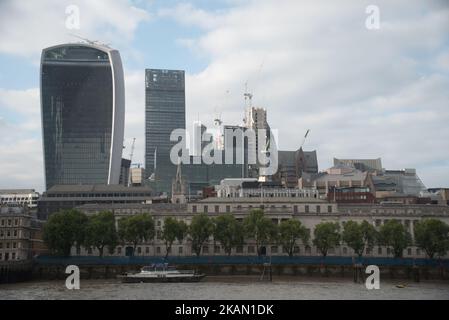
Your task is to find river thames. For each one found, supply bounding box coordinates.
[0,277,448,300]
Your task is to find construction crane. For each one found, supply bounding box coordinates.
[129,138,136,163]
[68,33,110,47]
[127,138,136,187]
[300,129,310,150]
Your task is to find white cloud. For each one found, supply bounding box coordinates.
[0,117,44,191]
[0,88,39,116]
[0,0,150,60]
[157,3,223,30]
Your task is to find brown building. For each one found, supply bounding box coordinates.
[327,187,376,204]
[0,205,46,262]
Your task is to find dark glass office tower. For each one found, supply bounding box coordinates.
[40,43,125,190]
[145,69,186,194]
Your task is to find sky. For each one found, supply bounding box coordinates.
[0,0,448,192]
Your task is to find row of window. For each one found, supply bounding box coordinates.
[0,219,20,226]
[0,230,21,238]
[191,205,334,214]
[75,245,425,257]
[47,193,151,198]
[0,252,18,261]
[0,241,19,249]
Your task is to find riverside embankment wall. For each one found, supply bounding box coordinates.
[2,256,449,283]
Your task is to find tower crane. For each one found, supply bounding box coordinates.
[300,129,310,150]
[129,137,136,163]
[127,138,136,187]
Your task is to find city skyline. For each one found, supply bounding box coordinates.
[0,0,449,191]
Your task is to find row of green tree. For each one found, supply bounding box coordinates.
[43,209,449,260]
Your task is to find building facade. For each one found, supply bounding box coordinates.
[145,69,186,194]
[0,205,45,262]
[74,198,449,259]
[0,190,40,209]
[333,158,383,172]
[40,43,125,190]
[299,163,370,196]
[37,184,157,220]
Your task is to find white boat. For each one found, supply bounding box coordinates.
[118,263,206,283]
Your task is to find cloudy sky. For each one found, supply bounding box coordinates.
[0,0,448,192]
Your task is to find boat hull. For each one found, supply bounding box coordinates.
[118,274,206,283]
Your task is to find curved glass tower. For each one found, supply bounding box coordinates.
[40,43,125,190]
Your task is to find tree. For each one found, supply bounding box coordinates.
[118,213,155,255]
[278,219,310,257]
[313,222,341,257]
[162,217,188,258]
[243,209,277,256]
[43,209,88,256]
[189,213,214,256]
[378,220,411,258]
[213,214,244,256]
[84,211,118,257]
[342,220,377,257]
[414,219,449,259]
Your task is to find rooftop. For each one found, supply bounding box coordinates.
[45,184,152,194]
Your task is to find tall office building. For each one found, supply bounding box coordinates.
[145,69,186,194]
[40,43,125,190]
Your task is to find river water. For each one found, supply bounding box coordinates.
[1,277,448,300]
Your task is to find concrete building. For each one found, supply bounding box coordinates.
[368,168,427,198]
[0,205,45,262]
[333,158,382,172]
[327,187,376,204]
[37,184,157,220]
[74,197,449,259]
[0,190,40,209]
[215,178,319,199]
[275,149,318,188]
[243,107,268,169]
[299,163,370,196]
[130,167,145,186]
[40,43,125,190]
[426,188,449,206]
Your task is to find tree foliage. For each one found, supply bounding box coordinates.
[213,214,244,256]
[313,222,341,257]
[342,220,378,257]
[414,219,449,259]
[243,209,277,256]
[278,219,310,257]
[378,220,411,258]
[84,211,118,257]
[43,209,88,256]
[162,217,188,258]
[118,213,155,255]
[189,213,214,256]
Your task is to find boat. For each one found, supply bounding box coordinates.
[118,263,206,283]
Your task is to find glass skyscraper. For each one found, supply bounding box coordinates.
[145,69,186,194]
[40,43,125,190]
